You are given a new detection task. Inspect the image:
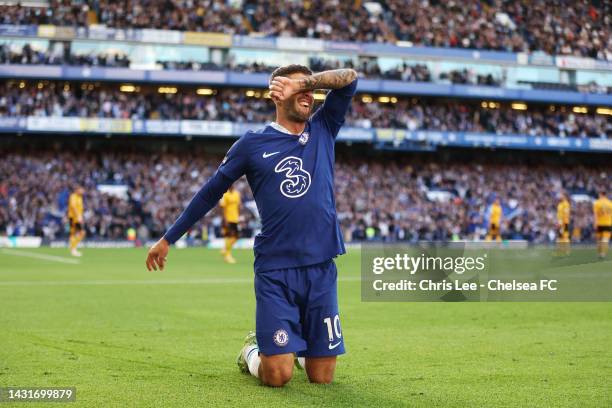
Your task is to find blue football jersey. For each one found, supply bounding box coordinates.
[218,80,357,272]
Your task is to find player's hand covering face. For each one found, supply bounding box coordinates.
[269,74,314,122]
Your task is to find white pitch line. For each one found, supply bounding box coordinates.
[0,276,362,286]
[1,248,81,265]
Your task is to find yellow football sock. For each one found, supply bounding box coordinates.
[75,232,84,248]
[70,232,84,250]
[598,242,608,258]
[225,237,237,255]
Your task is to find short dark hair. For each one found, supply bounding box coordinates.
[269,64,312,84]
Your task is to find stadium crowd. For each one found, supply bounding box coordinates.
[0,81,609,139]
[0,0,609,60]
[335,155,607,243]
[1,43,504,86]
[0,43,130,67]
[1,146,609,244]
[0,148,233,242]
[0,82,275,123]
[347,98,611,139]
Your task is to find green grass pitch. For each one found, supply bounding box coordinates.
[0,247,610,407]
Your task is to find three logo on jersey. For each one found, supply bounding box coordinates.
[262,152,312,198]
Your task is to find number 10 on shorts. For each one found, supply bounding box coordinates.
[323,315,342,342]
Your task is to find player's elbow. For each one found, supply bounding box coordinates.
[346,69,358,83]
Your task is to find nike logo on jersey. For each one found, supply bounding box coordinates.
[262,151,280,158]
[328,341,342,350]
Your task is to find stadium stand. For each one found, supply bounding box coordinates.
[0,43,131,67]
[0,1,610,248]
[0,80,609,138]
[1,42,506,85]
[0,0,609,59]
[1,137,610,244]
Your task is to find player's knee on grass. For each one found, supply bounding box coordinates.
[305,356,336,384]
[260,353,294,387]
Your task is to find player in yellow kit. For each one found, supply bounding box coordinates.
[556,193,571,256]
[219,185,241,264]
[67,186,85,257]
[593,191,612,259]
[486,198,502,242]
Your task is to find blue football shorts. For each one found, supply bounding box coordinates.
[254,259,345,357]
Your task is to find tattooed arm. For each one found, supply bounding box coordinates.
[296,69,358,91]
[269,69,358,101]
